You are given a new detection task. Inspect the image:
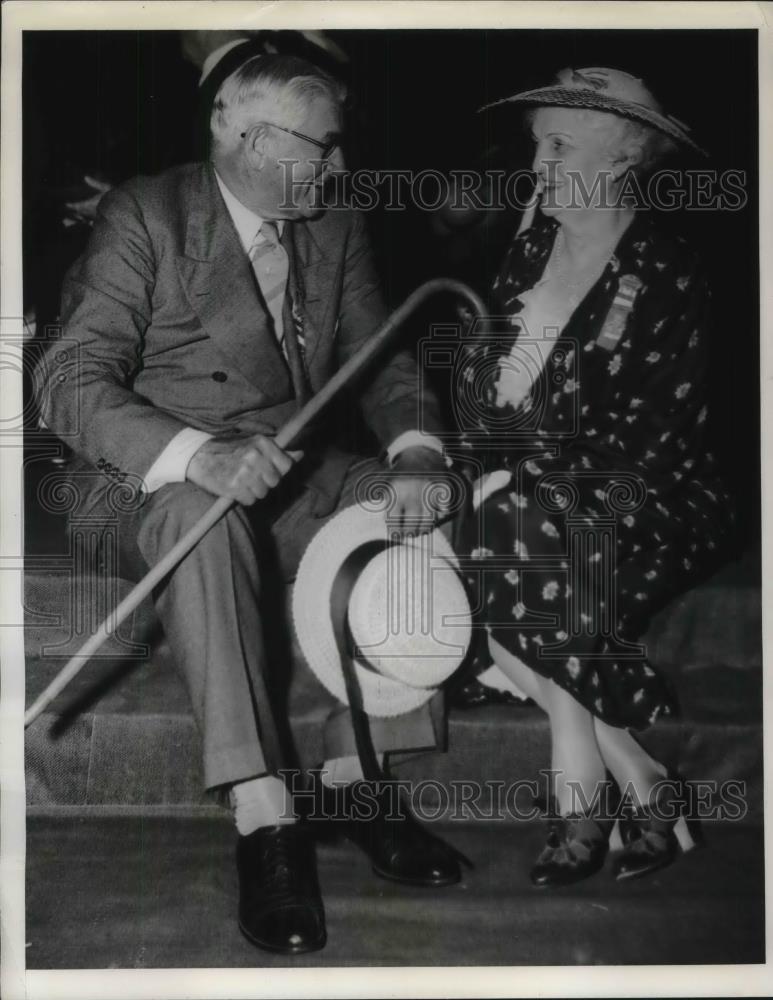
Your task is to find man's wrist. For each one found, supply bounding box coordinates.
[143,427,214,494]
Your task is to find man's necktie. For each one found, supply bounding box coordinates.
[249,221,310,406]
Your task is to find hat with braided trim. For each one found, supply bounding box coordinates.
[480,67,706,156]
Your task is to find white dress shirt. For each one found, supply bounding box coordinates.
[141,173,443,493]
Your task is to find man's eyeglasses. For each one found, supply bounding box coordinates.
[240,122,340,160]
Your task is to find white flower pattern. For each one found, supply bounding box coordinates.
[457,215,732,732]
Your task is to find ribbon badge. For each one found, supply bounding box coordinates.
[595,274,644,352]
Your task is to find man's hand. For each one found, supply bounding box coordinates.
[186,434,303,505]
[388,446,450,536]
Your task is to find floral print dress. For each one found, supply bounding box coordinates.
[455,213,735,730]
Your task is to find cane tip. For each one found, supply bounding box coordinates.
[24,707,41,728]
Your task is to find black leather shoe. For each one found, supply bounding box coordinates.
[315,780,472,887]
[612,781,701,882]
[448,677,535,710]
[530,813,609,888]
[236,824,326,954]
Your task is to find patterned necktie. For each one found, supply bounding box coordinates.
[249,221,310,405]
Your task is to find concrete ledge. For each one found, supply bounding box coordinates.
[25,552,762,818]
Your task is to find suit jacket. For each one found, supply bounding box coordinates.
[42,161,443,505]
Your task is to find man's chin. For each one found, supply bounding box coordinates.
[295,201,328,220]
[280,185,330,220]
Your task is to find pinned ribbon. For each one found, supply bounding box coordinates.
[595,274,643,352]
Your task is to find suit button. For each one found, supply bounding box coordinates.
[212,371,228,382]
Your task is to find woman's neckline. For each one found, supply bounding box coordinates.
[528,211,646,308]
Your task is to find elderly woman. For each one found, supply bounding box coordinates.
[455,67,734,886]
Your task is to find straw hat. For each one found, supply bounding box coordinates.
[480,66,706,155]
[292,505,472,718]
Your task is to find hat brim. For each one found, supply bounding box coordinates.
[479,86,707,156]
[292,505,470,718]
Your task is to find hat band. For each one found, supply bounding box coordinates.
[330,540,395,677]
[329,540,393,781]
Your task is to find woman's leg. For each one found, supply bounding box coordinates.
[547,683,607,816]
[486,634,547,707]
[488,635,606,815]
[593,717,667,808]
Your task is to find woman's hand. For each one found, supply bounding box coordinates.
[388,445,450,536]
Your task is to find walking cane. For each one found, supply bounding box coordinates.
[24,279,487,728]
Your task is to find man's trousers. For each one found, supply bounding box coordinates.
[94,454,444,792]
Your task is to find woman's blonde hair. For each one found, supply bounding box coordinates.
[526,106,678,177]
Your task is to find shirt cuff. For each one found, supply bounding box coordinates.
[385,430,448,466]
[141,427,214,494]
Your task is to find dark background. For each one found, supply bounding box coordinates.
[22,29,759,542]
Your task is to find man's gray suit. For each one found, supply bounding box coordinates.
[42,161,446,790]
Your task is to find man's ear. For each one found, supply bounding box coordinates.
[242,123,270,168]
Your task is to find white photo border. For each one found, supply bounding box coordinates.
[1,2,771,998]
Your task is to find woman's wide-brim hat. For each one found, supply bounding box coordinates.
[292,504,472,718]
[479,66,706,156]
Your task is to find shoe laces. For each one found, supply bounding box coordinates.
[259,829,309,898]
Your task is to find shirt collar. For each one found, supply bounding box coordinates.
[214,170,284,253]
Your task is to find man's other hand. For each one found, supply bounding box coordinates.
[186,434,303,505]
[388,446,449,536]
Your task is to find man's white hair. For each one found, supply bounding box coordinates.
[210,53,345,150]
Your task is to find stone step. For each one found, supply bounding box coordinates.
[25,659,762,820]
[22,548,763,670]
[24,553,762,818]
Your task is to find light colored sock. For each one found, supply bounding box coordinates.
[229,774,296,835]
[319,753,385,787]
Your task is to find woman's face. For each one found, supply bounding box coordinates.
[530,107,620,216]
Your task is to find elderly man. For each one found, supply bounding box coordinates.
[41,53,464,955]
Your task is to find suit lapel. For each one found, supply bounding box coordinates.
[176,163,291,396]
